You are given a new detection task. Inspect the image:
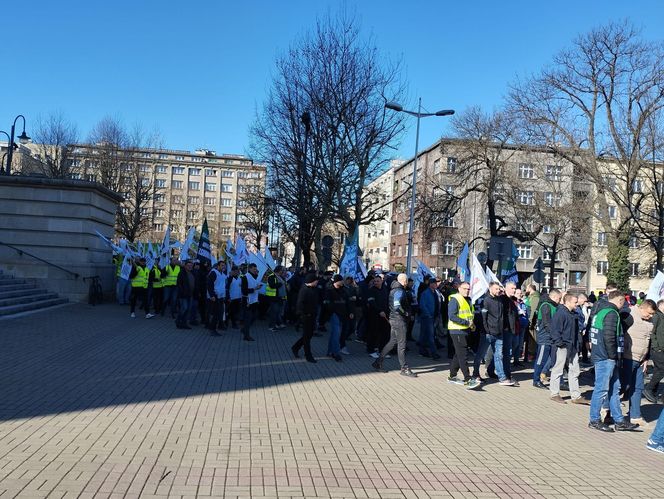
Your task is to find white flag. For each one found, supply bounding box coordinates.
[248,251,269,283]
[357,257,368,279]
[263,247,277,270]
[180,227,196,260]
[470,253,490,304]
[234,235,249,265]
[646,271,664,302]
[485,266,500,285]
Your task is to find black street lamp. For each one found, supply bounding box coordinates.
[1,115,30,175]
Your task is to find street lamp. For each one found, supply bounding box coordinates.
[294,111,311,268]
[2,115,30,175]
[385,99,454,275]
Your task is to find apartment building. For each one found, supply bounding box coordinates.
[68,145,266,246]
[390,138,658,293]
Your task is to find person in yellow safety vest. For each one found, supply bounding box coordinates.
[266,265,286,331]
[447,281,481,390]
[149,266,164,317]
[129,257,154,319]
[162,257,181,318]
[114,254,130,305]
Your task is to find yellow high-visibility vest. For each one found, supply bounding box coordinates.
[152,268,164,289]
[447,293,474,330]
[163,265,180,286]
[131,267,149,289]
[265,272,277,297]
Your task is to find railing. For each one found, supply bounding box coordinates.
[0,241,80,279]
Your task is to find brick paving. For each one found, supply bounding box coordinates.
[0,303,662,498]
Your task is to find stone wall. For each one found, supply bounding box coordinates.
[0,176,123,302]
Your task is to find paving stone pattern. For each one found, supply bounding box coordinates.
[0,304,662,498]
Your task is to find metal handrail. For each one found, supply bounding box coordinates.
[0,241,80,279]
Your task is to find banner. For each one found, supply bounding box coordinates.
[501,243,520,285]
[120,254,132,281]
[357,257,368,279]
[263,247,277,270]
[470,253,490,303]
[180,227,196,260]
[159,226,171,269]
[234,235,249,265]
[646,271,664,302]
[485,265,500,285]
[456,242,470,281]
[196,219,212,266]
[95,230,123,255]
[248,251,269,283]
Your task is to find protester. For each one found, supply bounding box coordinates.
[206,260,227,336]
[366,274,390,358]
[447,281,480,389]
[321,275,353,361]
[129,257,154,319]
[644,299,664,403]
[240,263,262,341]
[647,407,664,454]
[291,272,320,363]
[162,257,181,318]
[532,289,562,388]
[175,260,195,329]
[419,278,441,360]
[481,282,516,386]
[227,266,242,329]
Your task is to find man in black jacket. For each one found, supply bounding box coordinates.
[321,275,352,361]
[645,300,664,402]
[481,282,515,386]
[372,273,417,377]
[588,290,639,432]
[175,260,195,329]
[549,293,587,404]
[292,273,320,363]
[533,289,562,388]
[366,274,390,357]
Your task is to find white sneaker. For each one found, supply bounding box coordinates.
[499,379,516,386]
[145,313,155,319]
[130,312,136,318]
[369,352,380,359]
[385,354,392,359]
[340,347,350,355]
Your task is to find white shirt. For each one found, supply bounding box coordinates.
[229,276,242,300]
[208,269,226,299]
[245,273,261,305]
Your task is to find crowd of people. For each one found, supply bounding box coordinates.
[114,255,664,455]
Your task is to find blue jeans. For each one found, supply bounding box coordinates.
[163,286,178,316]
[620,359,644,420]
[419,318,437,356]
[512,329,524,362]
[590,359,624,423]
[116,278,130,304]
[533,344,552,383]
[268,300,282,328]
[328,314,342,355]
[177,297,192,326]
[650,407,664,444]
[502,330,512,380]
[486,334,507,382]
[473,333,489,377]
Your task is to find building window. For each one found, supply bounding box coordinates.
[205,169,216,176]
[543,192,562,207]
[205,182,216,192]
[433,158,441,174]
[629,263,640,277]
[175,155,185,161]
[650,264,658,278]
[188,181,200,190]
[596,261,609,275]
[221,183,233,192]
[604,176,617,192]
[413,244,418,256]
[632,179,643,193]
[443,214,455,227]
[518,163,534,179]
[443,240,455,255]
[154,193,165,203]
[171,209,182,218]
[597,232,608,246]
[397,246,403,257]
[219,227,231,235]
[172,180,183,189]
[545,165,562,181]
[447,157,457,174]
[608,206,617,219]
[187,196,200,204]
[542,249,560,262]
[398,223,404,235]
[172,195,184,204]
[629,236,639,249]
[155,179,166,188]
[205,197,216,206]
[221,170,234,177]
[221,198,232,207]
[156,165,167,173]
[517,244,533,260]
[173,167,185,174]
[187,211,197,221]
[155,209,164,218]
[221,213,231,221]
[542,225,551,234]
[189,168,201,176]
[153,223,164,231]
[518,191,535,205]
[158,154,168,159]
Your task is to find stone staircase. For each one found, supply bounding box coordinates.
[0,270,69,317]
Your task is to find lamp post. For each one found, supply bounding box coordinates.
[1,115,30,175]
[294,111,311,268]
[385,99,454,275]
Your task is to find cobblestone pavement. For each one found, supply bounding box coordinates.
[0,303,662,498]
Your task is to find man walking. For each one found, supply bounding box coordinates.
[588,290,639,432]
[533,289,562,388]
[266,265,286,332]
[447,281,480,389]
[372,273,417,377]
[161,257,180,318]
[292,273,320,363]
[481,282,515,386]
[129,257,153,319]
[549,293,586,404]
[175,260,195,329]
[240,263,263,341]
[206,260,227,336]
[419,278,441,360]
[321,275,352,362]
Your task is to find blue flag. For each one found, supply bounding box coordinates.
[456,242,470,281]
[501,242,520,285]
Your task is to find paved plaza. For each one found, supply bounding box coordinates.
[0,303,662,498]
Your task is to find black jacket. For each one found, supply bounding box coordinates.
[550,304,580,358]
[590,301,622,362]
[176,268,195,298]
[536,296,558,345]
[481,292,504,336]
[296,284,320,318]
[652,311,664,353]
[388,280,412,323]
[366,284,389,316]
[322,285,351,322]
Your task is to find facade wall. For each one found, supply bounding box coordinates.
[358,165,395,271]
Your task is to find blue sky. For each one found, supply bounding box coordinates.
[3,1,663,160]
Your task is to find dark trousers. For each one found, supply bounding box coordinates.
[241,303,257,339]
[293,315,315,357]
[340,317,356,349]
[450,332,471,381]
[162,286,178,317]
[130,287,147,314]
[229,299,241,327]
[647,350,664,394]
[176,297,192,326]
[367,315,390,353]
[207,299,225,331]
[380,320,408,368]
[152,288,163,314]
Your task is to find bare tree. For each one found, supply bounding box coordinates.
[252,10,405,269]
[85,116,127,193]
[237,190,272,252]
[508,20,664,289]
[31,111,79,178]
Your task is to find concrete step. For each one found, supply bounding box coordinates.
[0,278,28,286]
[0,297,69,317]
[0,292,59,307]
[0,288,49,300]
[0,283,35,292]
